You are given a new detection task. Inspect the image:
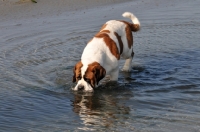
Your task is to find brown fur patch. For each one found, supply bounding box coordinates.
[100,24,107,31]
[73,61,83,82]
[84,62,106,88]
[88,29,110,45]
[120,20,140,32]
[131,24,140,32]
[88,25,110,44]
[119,20,140,49]
[114,32,123,55]
[95,32,120,60]
[125,25,133,49]
[95,30,110,36]
[100,30,110,33]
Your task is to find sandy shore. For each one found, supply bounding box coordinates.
[0,0,132,21]
[1,0,200,131]
[1,0,197,26]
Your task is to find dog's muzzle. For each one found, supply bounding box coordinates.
[77,84,84,91]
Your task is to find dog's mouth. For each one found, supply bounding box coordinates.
[72,88,94,93]
[72,83,94,92]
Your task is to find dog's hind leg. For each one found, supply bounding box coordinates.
[122,57,132,72]
[122,52,134,72]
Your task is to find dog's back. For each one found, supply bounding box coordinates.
[97,12,140,59]
[73,12,140,91]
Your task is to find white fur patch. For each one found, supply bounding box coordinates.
[73,12,140,92]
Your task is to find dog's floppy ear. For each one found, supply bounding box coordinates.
[72,66,76,83]
[93,64,106,85]
[72,61,83,83]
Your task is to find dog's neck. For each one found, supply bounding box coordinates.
[81,39,105,67]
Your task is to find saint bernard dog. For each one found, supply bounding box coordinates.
[72,12,140,92]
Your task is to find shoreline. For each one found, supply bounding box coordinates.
[0,0,132,22]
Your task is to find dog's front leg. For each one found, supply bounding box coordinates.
[109,69,119,81]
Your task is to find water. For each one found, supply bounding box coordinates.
[0,0,200,131]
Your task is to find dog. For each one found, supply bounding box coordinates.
[72,12,140,92]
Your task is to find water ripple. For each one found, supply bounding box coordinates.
[1,0,200,131]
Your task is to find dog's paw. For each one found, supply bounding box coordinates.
[121,67,132,72]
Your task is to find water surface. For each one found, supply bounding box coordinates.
[0,0,200,131]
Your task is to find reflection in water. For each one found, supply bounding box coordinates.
[1,0,200,131]
[71,87,133,131]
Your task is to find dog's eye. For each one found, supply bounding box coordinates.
[84,78,90,83]
[77,76,81,80]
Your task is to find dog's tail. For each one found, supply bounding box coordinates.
[122,12,140,32]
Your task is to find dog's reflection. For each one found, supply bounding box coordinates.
[71,86,133,129]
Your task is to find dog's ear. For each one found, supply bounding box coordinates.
[93,64,106,85]
[72,61,83,83]
[72,66,76,83]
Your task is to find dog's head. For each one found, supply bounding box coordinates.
[72,61,106,92]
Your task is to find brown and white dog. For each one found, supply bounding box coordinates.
[72,12,140,92]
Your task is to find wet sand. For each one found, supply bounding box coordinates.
[0,0,131,21]
[0,0,200,131]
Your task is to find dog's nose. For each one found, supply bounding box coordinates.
[78,85,84,91]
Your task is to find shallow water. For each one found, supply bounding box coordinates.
[0,0,200,131]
